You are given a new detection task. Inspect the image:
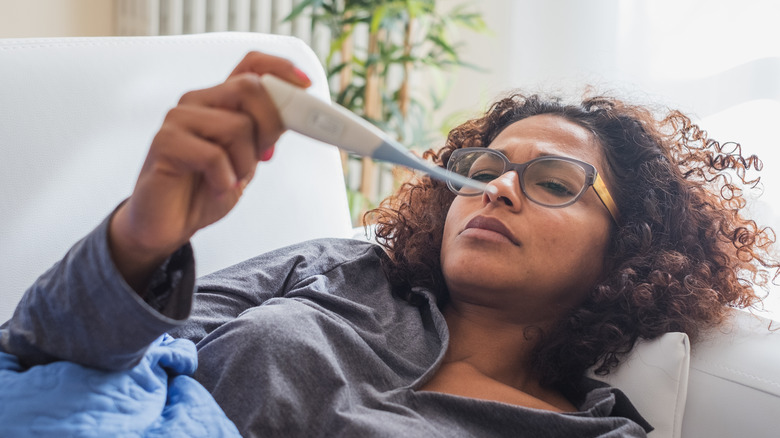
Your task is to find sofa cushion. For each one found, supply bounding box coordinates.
[681,309,780,437]
[589,331,690,438]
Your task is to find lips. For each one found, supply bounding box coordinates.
[463,216,519,245]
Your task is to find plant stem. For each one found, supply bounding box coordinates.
[399,17,413,118]
[338,11,354,176]
[360,25,384,211]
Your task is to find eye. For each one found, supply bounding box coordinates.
[468,169,501,182]
[535,178,576,197]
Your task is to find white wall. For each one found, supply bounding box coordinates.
[0,0,115,38]
[442,0,780,118]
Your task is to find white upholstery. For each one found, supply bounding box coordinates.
[683,309,780,437]
[0,33,352,324]
[589,331,690,438]
[1,33,779,438]
[591,309,780,438]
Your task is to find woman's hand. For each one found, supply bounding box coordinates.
[109,52,311,292]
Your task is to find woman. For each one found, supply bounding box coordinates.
[371,90,779,393]
[2,51,776,437]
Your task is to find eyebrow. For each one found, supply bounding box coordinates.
[491,147,561,162]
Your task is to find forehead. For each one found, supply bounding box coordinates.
[488,114,604,167]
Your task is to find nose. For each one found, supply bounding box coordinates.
[482,170,523,209]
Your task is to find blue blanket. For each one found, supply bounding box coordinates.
[0,333,240,437]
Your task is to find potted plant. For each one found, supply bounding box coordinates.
[289,0,487,224]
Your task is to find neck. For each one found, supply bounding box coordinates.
[441,300,554,392]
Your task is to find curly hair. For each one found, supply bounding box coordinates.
[365,92,780,391]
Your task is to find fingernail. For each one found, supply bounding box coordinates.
[260,146,275,162]
[292,67,311,86]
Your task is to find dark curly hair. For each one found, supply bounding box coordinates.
[365,92,780,391]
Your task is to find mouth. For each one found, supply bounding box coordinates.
[462,216,520,246]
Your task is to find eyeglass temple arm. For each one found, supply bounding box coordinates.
[593,174,621,223]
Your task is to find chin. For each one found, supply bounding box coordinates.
[443,256,514,289]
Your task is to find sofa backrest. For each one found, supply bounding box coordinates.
[0,33,353,323]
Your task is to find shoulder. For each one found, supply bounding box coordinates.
[277,238,389,285]
[576,377,653,434]
[272,237,386,267]
[198,238,386,287]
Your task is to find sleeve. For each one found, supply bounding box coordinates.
[168,238,382,346]
[0,213,196,371]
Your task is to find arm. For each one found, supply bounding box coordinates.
[0,213,195,370]
[0,52,312,371]
[110,52,312,293]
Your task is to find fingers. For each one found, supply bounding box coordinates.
[111,51,312,288]
[179,73,286,161]
[161,104,258,187]
[152,113,241,194]
[171,51,311,177]
[164,73,283,196]
[229,51,311,88]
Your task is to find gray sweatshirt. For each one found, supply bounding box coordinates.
[1,216,651,437]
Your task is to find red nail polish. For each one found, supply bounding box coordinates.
[293,67,311,85]
[260,146,275,161]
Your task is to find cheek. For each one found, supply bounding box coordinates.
[442,196,467,240]
[439,199,473,274]
[440,205,459,264]
[567,225,611,282]
[539,216,611,274]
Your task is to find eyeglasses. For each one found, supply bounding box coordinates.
[446,148,621,223]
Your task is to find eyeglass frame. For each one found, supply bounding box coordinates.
[446,147,621,223]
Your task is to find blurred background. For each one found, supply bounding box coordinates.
[1,0,778,317]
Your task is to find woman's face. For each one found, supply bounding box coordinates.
[440,114,614,323]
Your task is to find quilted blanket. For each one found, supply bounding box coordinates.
[0,333,240,437]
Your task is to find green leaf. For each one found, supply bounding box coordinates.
[301,0,491,209]
[324,28,356,68]
[369,4,388,33]
[428,35,457,58]
[326,62,349,78]
[283,0,320,22]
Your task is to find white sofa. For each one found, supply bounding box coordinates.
[1,33,778,438]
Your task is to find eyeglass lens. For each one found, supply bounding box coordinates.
[449,150,589,206]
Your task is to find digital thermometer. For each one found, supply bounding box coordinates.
[259,74,492,195]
